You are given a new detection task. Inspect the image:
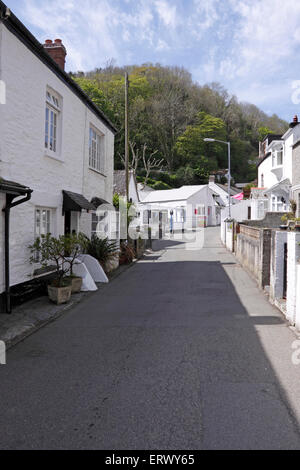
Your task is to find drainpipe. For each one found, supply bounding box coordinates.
[3,190,33,314]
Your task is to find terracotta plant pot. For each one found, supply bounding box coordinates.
[70,276,83,294]
[48,283,72,305]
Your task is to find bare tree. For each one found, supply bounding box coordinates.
[120,141,164,188]
[141,144,164,189]
[119,141,141,172]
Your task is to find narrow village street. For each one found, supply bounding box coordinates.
[1,227,300,450]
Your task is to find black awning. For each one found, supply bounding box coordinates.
[63,190,95,212]
[0,178,32,196]
[91,197,110,209]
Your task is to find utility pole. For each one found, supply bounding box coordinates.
[125,71,129,203]
[227,141,231,219]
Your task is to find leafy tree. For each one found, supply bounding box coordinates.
[71,63,288,184]
[258,126,275,141]
[175,112,227,168]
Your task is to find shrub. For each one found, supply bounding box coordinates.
[29,234,79,287]
[152,181,172,190]
[81,235,119,269]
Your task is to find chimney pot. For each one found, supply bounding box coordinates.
[43,38,67,70]
[294,115,299,123]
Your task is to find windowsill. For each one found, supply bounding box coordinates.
[33,265,56,277]
[89,167,106,178]
[45,150,64,163]
[271,164,283,170]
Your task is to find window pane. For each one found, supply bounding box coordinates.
[45,108,49,148]
[46,211,50,234]
[42,210,47,235]
[35,210,41,237]
[53,113,57,152]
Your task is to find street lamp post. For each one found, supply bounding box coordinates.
[204,138,231,218]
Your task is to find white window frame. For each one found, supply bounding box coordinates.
[271,195,287,212]
[45,89,62,159]
[271,148,283,168]
[35,207,52,238]
[89,126,105,175]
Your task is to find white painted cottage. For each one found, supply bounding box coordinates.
[0,2,116,312]
[139,185,219,231]
[254,120,300,219]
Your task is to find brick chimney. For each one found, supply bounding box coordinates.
[43,39,67,70]
[289,114,299,128]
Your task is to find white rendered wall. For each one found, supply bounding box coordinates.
[269,231,287,304]
[295,264,300,331]
[286,232,300,325]
[0,25,114,292]
[258,156,278,189]
[0,194,5,294]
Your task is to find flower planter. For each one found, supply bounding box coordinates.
[280,225,288,231]
[70,276,83,294]
[48,283,72,305]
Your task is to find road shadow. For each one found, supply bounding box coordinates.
[0,258,299,450]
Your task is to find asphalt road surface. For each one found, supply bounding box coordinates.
[1,227,300,450]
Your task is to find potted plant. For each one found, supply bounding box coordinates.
[281,213,296,231]
[80,234,119,273]
[64,233,83,293]
[29,234,72,305]
[295,218,300,232]
[280,214,289,230]
[119,241,136,265]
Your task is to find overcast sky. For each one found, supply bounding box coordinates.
[7,0,300,121]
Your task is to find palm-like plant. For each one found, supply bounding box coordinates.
[80,234,119,268]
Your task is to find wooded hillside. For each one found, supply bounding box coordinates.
[70,64,287,189]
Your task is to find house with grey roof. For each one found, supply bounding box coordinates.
[0,1,116,312]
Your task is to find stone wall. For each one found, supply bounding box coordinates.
[241,212,286,228]
[236,225,272,289]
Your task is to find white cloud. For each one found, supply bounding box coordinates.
[10,0,300,119]
[156,39,170,51]
[21,0,159,70]
[227,0,300,78]
[154,0,178,28]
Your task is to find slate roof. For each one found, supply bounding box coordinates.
[141,185,206,203]
[215,183,240,196]
[63,190,95,212]
[113,171,127,196]
[0,178,32,195]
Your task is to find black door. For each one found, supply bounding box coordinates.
[65,211,71,235]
